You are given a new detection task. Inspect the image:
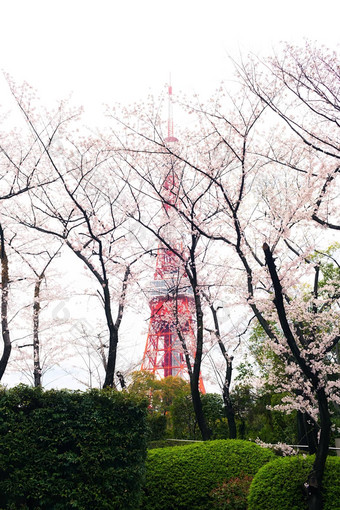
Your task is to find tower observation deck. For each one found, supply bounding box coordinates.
[140,82,205,392]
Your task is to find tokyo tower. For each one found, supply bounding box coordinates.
[140,82,205,392]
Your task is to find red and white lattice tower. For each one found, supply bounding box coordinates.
[141,81,205,393]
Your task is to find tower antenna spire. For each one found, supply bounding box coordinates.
[165,74,178,142]
[168,73,173,139]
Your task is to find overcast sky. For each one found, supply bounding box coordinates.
[1,0,339,116]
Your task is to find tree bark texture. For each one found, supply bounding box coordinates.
[191,280,212,440]
[0,226,11,380]
[33,276,43,387]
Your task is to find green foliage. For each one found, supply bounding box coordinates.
[0,384,148,509]
[201,393,224,429]
[309,243,340,295]
[170,392,198,438]
[146,412,167,440]
[210,474,253,510]
[245,321,286,385]
[142,439,275,510]
[212,417,230,439]
[128,374,229,441]
[170,392,229,440]
[128,372,190,414]
[269,393,297,443]
[200,393,231,439]
[128,372,192,440]
[248,455,340,510]
[231,385,297,444]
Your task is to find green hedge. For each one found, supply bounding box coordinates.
[142,439,275,509]
[248,455,340,510]
[0,385,147,509]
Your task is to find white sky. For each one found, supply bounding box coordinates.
[1,0,339,389]
[1,0,339,115]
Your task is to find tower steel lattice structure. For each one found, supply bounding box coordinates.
[141,82,205,392]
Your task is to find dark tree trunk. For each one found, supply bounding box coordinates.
[221,355,237,438]
[191,283,212,441]
[178,255,211,440]
[305,413,318,455]
[33,276,43,387]
[0,226,11,381]
[103,320,118,388]
[305,388,332,510]
[177,313,211,440]
[102,266,130,388]
[208,301,237,438]
[102,280,117,388]
[190,376,211,440]
[223,385,237,439]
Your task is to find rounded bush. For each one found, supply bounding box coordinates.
[142,439,275,510]
[248,455,340,510]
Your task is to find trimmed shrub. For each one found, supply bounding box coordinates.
[0,385,147,509]
[142,439,275,510]
[248,455,340,510]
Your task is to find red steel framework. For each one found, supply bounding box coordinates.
[141,81,205,393]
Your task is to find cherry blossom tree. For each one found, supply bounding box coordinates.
[237,41,340,232]
[1,79,146,388]
[262,244,339,509]
[8,237,63,386]
[18,153,135,388]
[234,44,340,508]
[0,213,71,386]
[111,50,339,506]
[0,77,80,381]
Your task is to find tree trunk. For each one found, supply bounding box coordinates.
[190,375,211,440]
[177,318,211,440]
[33,276,43,387]
[208,301,237,438]
[222,355,237,438]
[102,266,130,389]
[223,384,237,439]
[0,226,11,381]
[192,288,212,440]
[95,274,118,389]
[305,388,331,510]
[103,323,118,388]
